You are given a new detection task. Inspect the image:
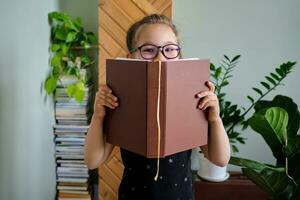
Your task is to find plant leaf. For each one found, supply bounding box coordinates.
[270,72,280,81]
[214,67,222,80]
[260,81,270,90]
[265,76,276,85]
[254,95,300,140]
[247,95,254,103]
[231,55,241,62]
[276,68,284,77]
[252,87,263,96]
[66,32,77,43]
[224,55,230,61]
[248,109,284,162]
[265,107,289,145]
[45,76,57,94]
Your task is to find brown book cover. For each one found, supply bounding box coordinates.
[104,58,210,158]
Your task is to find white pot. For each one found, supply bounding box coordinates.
[190,147,201,171]
[197,153,230,182]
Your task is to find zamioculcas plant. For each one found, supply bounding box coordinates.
[210,55,296,153]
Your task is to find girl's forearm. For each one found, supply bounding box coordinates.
[84,115,106,169]
[206,117,231,166]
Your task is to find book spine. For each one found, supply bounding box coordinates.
[146,61,166,158]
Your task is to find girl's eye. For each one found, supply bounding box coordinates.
[164,47,175,52]
[142,48,155,53]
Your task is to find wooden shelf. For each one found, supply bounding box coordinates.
[193,172,269,200]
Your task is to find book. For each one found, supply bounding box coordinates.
[105,58,210,158]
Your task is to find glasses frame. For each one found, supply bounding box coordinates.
[130,43,181,60]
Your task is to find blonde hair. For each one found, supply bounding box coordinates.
[126,14,179,52]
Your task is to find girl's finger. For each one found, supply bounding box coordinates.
[201,100,218,110]
[196,91,215,99]
[99,95,119,108]
[98,90,118,102]
[102,85,113,93]
[205,81,215,92]
[98,98,117,109]
[198,94,217,109]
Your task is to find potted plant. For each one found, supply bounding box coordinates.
[44,11,97,103]
[230,95,300,200]
[195,55,296,182]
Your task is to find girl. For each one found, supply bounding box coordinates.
[84,14,230,200]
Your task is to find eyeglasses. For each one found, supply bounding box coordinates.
[130,43,181,60]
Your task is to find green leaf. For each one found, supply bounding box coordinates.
[218,93,226,99]
[61,44,69,55]
[75,88,85,102]
[265,76,276,85]
[214,67,222,80]
[220,80,229,87]
[80,41,91,49]
[270,72,280,81]
[51,44,61,52]
[210,63,216,70]
[247,95,255,103]
[254,95,300,140]
[87,32,97,43]
[44,76,57,94]
[51,54,62,68]
[66,84,76,97]
[231,145,239,153]
[276,68,284,77]
[248,109,284,161]
[243,167,295,199]
[224,74,233,79]
[66,32,77,43]
[265,107,289,145]
[55,29,68,41]
[224,55,230,61]
[73,18,82,29]
[65,21,79,32]
[252,87,263,96]
[260,81,270,90]
[231,55,241,62]
[237,137,246,144]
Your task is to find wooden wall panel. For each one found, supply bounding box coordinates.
[98,1,172,199]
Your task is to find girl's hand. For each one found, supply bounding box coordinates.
[196,81,220,122]
[93,85,119,120]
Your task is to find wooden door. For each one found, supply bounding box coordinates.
[98,1,173,199]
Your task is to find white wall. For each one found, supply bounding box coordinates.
[0,1,98,199]
[0,1,299,199]
[0,1,56,200]
[174,0,300,170]
[0,0,97,200]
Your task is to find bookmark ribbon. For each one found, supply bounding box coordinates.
[154,61,162,181]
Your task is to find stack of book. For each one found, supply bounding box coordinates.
[54,80,97,200]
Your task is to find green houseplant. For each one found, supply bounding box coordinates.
[210,55,296,153]
[44,11,97,103]
[230,95,300,200]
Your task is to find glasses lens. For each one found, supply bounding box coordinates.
[140,45,158,59]
[163,44,180,59]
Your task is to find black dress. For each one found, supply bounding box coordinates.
[118,148,195,200]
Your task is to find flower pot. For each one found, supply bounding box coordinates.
[197,153,229,182]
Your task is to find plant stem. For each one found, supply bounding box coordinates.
[227,78,285,133]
